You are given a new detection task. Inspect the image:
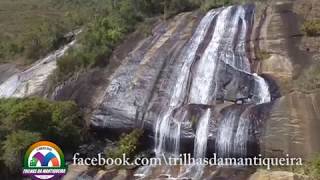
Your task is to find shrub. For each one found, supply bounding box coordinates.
[256,50,271,61]
[299,154,320,179]
[136,20,155,37]
[310,155,320,178]
[22,22,67,62]
[164,0,201,18]
[0,97,83,149]
[55,0,143,83]
[0,97,83,174]
[311,155,320,178]
[1,130,41,172]
[137,0,164,16]
[105,129,144,159]
[302,20,320,37]
[201,0,233,11]
[55,50,83,80]
[54,0,249,83]
[0,0,116,64]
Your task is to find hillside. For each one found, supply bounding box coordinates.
[0,0,320,180]
[0,0,108,66]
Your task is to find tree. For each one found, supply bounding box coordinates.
[106,129,144,159]
[0,98,83,150]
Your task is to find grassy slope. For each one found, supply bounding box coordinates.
[0,0,64,36]
[0,0,64,64]
[0,0,107,66]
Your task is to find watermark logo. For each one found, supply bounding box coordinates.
[22,141,67,180]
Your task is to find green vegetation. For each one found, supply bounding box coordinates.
[52,0,172,82]
[256,50,271,61]
[2,131,41,172]
[305,154,320,178]
[0,97,83,173]
[302,20,320,37]
[0,0,257,83]
[200,0,233,11]
[53,0,259,83]
[54,0,146,82]
[0,0,113,64]
[105,129,143,159]
[191,115,199,128]
[263,154,320,179]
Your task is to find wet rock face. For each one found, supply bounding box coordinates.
[260,74,281,101]
[91,12,202,133]
[91,5,275,158]
[91,25,260,130]
[214,61,255,101]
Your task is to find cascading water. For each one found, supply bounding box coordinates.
[182,7,248,178]
[169,9,220,106]
[215,75,271,159]
[152,3,271,173]
[83,3,276,179]
[216,109,240,158]
[233,8,251,72]
[234,107,252,157]
[216,6,248,71]
[188,6,232,105]
[151,5,272,179]
[155,109,181,157]
[154,9,220,157]
[215,81,270,159]
[253,73,271,104]
[188,108,211,178]
[194,109,211,158]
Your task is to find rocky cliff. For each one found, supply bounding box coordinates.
[253,0,320,160]
[0,0,319,179]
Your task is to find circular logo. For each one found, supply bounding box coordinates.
[22,141,67,180]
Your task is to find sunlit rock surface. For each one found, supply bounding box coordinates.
[0,32,79,98]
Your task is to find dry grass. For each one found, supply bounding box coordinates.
[256,50,271,61]
[302,20,320,37]
[0,0,106,65]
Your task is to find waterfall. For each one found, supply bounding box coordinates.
[0,30,80,98]
[169,9,220,107]
[234,107,251,157]
[194,109,211,158]
[217,6,247,71]
[153,3,270,169]
[188,6,232,105]
[216,109,240,157]
[154,9,220,157]
[155,108,181,157]
[233,8,251,72]
[188,109,211,179]
[215,75,271,158]
[253,73,271,104]
[210,6,270,158]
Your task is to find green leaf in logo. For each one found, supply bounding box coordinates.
[30,158,37,167]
